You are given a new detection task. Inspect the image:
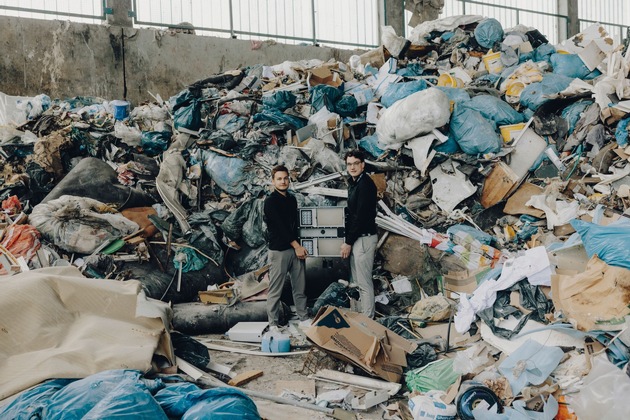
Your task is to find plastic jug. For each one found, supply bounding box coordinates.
[261,330,290,353]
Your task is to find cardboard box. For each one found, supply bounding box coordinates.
[198,289,234,304]
[308,65,343,88]
[305,307,417,382]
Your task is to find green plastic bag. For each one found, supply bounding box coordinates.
[405,358,460,393]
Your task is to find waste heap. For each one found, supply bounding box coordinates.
[0,14,629,420]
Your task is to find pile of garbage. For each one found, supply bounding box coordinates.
[1,13,630,419]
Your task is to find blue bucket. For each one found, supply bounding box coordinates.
[111,100,130,120]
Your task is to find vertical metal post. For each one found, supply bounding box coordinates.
[311,0,317,45]
[516,10,520,25]
[462,0,466,15]
[228,0,235,38]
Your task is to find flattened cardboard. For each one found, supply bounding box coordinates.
[305,307,417,383]
[503,182,546,218]
[551,255,630,331]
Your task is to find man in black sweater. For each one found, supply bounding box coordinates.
[340,150,378,318]
[263,165,310,329]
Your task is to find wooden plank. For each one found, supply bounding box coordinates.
[228,370,264,387]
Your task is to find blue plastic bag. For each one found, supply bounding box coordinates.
[434,86,471,104]
[173,247,208,272]
[155,383,260,420]
[550,53,591,79]
[0,379,73,419]
[251,107,305,129]
[474,18,504,49]
[571,219,630,269]
[334,95,359,117]
[202,150,248,195]
[615,115,630,147]
[310,85,342,112]
[357,134,386,158]
[561,100,593,135]
[433,135,460,154]
[397,62,424,77]
[462,95,525,126]
[449,105,502,155]
[216,113,247,133]
[520,74,573,111]
[533,43,556,63]
[381,80,428,108]
[262,91,296,111]
[173,98,202,131]
[141,131,171,156]
[42,370,167,420]
[447,224,496,246]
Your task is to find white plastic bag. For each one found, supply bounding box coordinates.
[376,88,451,150]
[571,355,630,419]
[30,195,139,254]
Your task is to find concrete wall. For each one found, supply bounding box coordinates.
[0,15,360,104]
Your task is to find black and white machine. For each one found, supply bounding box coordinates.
[298,206,349,298]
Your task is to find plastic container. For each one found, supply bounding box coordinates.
[111,100,130,120]
[505,81,526,103]
[483,51,503,74]
[499,122,526,143]
[437,73,463,88]
[261,330,290,353]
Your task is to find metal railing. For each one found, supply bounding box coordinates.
[433,0,629,45]
[0,0,107,22]
[130,0,380,49]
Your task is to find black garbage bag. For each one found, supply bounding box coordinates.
[220,197,266,248]
[188,210,225,265]
[224,243,268,277]
[41,157,155,209]
[312,282,359,314]
[170,331,210,370]
[478,279,553,339]
[405,343,438,371]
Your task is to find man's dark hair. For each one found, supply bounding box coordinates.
[344,149,365,162]
[271,165,289,178]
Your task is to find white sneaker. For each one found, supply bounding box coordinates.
[298,318,313,328]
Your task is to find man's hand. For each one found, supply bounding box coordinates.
[294,245,308,260]
[340,243,352,259]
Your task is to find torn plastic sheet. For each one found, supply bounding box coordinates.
[405,129,447,176]
[154,133,198,235]
[525,195,580,229]
[477,279,553,340]
[480,319,586,356]
[455,247,551,334]
[429,160,476,213]
[498,339,564,395]
[472,394,558,420]
[571,355,630,419]
[407,15,484,46]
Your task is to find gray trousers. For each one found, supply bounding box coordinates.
[267,249,308,326]
[349,234,378,318]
